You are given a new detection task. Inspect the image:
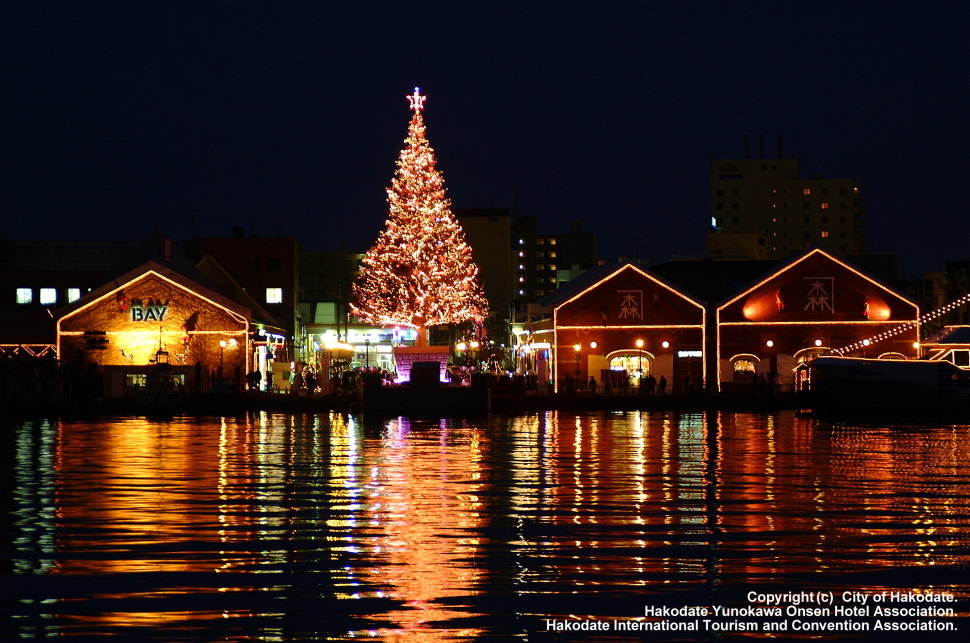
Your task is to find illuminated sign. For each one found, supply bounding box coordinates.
[677,350,702,358]
[129,299,169,322]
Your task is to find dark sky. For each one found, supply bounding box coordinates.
[3,2,969,277]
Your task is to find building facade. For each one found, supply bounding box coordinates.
[716,249,920,393]
[710,141,864,260]
[57,259,251,399]
[531,263,707,392]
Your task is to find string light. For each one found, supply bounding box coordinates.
[351,88,488,345]
[831,292,970,355]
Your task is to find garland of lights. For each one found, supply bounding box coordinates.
[351,88,488,345]
[832,292,970,355]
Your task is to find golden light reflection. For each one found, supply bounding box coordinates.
[11,410,970,638]
[333,416,489,640]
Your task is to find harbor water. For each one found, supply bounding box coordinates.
[3,410,970,640]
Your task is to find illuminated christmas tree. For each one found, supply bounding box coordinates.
[352,87,488,346]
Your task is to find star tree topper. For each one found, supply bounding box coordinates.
[408,87,427,111]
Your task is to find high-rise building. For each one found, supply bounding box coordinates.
[709,137,865,260]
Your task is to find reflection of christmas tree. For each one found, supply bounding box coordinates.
[352,88,488,346]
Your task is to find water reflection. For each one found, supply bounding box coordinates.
[2,410,970,639]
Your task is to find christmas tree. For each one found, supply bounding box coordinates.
[351,88,488,346]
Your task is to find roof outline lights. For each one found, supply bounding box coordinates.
[717,248,919,312]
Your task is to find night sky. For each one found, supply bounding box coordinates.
[4,2,969,278]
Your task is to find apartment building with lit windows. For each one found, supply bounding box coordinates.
[709,138,865,260]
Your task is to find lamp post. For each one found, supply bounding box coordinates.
[364,338,370,369]
[219,339,226,377]
[574,343,581,378]
[635,338,644,376]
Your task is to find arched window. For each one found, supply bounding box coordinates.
[729,354,760,380]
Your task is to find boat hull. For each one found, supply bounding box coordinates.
[361,384,490,413]
[811,356,970,412]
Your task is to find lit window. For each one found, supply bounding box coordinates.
[821,202,829,209]
[734,359,756,374]
[803,188,811,195]
[39,288,57,305]
[16,288,32,304]
[548,264,556,271]
[549,252,556,258]
[67,288,82,303]
[821,230,830,238]
[537,264,545,271]
[536,238,544,245]
[266,288,283,304]
[549,239,556,245]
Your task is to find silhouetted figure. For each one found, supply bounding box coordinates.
[659,375,667,396]
[588,376,597,395]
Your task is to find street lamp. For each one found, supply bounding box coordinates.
[364,337,370,369]
[219,339,226,377]
[574,343,581,378]
[470,340,480,369]
[635,338,644,376]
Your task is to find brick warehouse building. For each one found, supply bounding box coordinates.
[530,262,707,393]
[716,248,920,393]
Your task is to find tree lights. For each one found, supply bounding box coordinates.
[351,88,488,346]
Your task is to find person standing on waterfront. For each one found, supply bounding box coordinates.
[589,376,597,395]
[659,375,667,396]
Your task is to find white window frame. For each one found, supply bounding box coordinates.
[266,287,283,304]
[40,287,57,305]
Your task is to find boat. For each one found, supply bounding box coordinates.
[810,325,970,412]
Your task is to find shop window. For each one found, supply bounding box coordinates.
[39,288,57,305]
[16,288,32,304]
[733,359,757,378]
[266,287,283,304]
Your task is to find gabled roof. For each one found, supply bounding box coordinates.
[57,259,250,323]
[537,261,705,312]
[196,255,284,331]
[717,248,918,310]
